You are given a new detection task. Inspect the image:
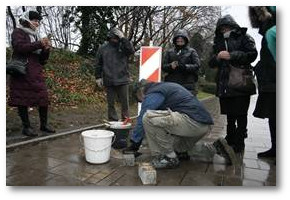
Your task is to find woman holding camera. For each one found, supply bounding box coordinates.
[8,10,55,137]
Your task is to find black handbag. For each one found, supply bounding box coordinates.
[228,65,256,93]
[6,59,28,76]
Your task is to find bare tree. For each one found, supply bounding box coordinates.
[7,6,16,29]
[41,6,80,50]
[6,6,81,51]
[6,6,221,53]
[113,6,220,50]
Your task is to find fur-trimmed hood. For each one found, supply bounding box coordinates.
[249,6,273,28]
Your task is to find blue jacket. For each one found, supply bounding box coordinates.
[131,82,213,143]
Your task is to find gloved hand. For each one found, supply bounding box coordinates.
[96,78,103,88]
[178,63,186,71]
[112,28,125,39]
[170,61,178,70]
[41,37,52,50]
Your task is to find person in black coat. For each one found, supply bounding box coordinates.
[209,15,258,153]
[162,29,200,95]
[249,6,276,158]
[95,27,134,121]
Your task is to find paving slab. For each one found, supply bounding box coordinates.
[6,95,276,186]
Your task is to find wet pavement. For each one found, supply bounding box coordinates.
[6,95,276,186]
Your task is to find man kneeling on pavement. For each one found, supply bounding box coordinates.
[123,79,237,169]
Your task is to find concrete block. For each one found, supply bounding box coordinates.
[138,162,157,185]
[123,153,135,166]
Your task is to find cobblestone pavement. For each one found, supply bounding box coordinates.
[6,95,276,186]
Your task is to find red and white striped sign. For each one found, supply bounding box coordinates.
[139,46,162,82]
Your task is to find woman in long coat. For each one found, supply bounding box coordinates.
[249,7,276,158]
[8,10,55,136]
[209,15,258,153]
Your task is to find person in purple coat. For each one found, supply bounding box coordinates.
[8,10,55,137]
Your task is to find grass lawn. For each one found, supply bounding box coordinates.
[197,91,214,100]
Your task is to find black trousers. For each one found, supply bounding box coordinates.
[226,114,248,146]
[269,116,276,149]
[18,106,49,128]
[227,114,248,134]
[106,85,129,121]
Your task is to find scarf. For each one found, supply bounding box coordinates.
[18,25,42,55]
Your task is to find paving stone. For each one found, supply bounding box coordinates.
[44,174,90,186]
[243,158,259,169]
[156,169,186,186]
[264,181,277,186]
[242,179,265,186]
[6,157,64,177]
[243,167,275,183]
[6,169,55,186]
[6,96,276,186]
[85,167,117,184]
[95,170,125,186]
[180,171,223,186]
[206,163,242,178]
[48,162,94,182]
[243,151,258,159]
[111,167,143,186]
[223,176,243,186]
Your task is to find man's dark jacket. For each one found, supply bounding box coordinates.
[95,33,134,86]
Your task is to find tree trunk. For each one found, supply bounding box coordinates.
[7,6,16,29]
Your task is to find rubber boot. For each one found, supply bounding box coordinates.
[18,106,37,137]
[39,106,55,133]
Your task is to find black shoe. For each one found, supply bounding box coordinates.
[40,125,56,133]
[258,148,276,158]
[122,140,142,157]
[151,155,180,169]
[122,149,142,158]
[175,151,190,161]
[213,138,237,165]
[22,127,38,137]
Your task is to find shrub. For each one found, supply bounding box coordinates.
[201,82,216,95]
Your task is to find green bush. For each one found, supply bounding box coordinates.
[201,82,216,95]
[48,49,82,64]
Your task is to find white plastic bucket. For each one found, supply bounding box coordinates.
[81,130,115,164]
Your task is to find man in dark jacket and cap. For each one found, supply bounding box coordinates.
[162,29,200,95]
[95,27,135,121]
